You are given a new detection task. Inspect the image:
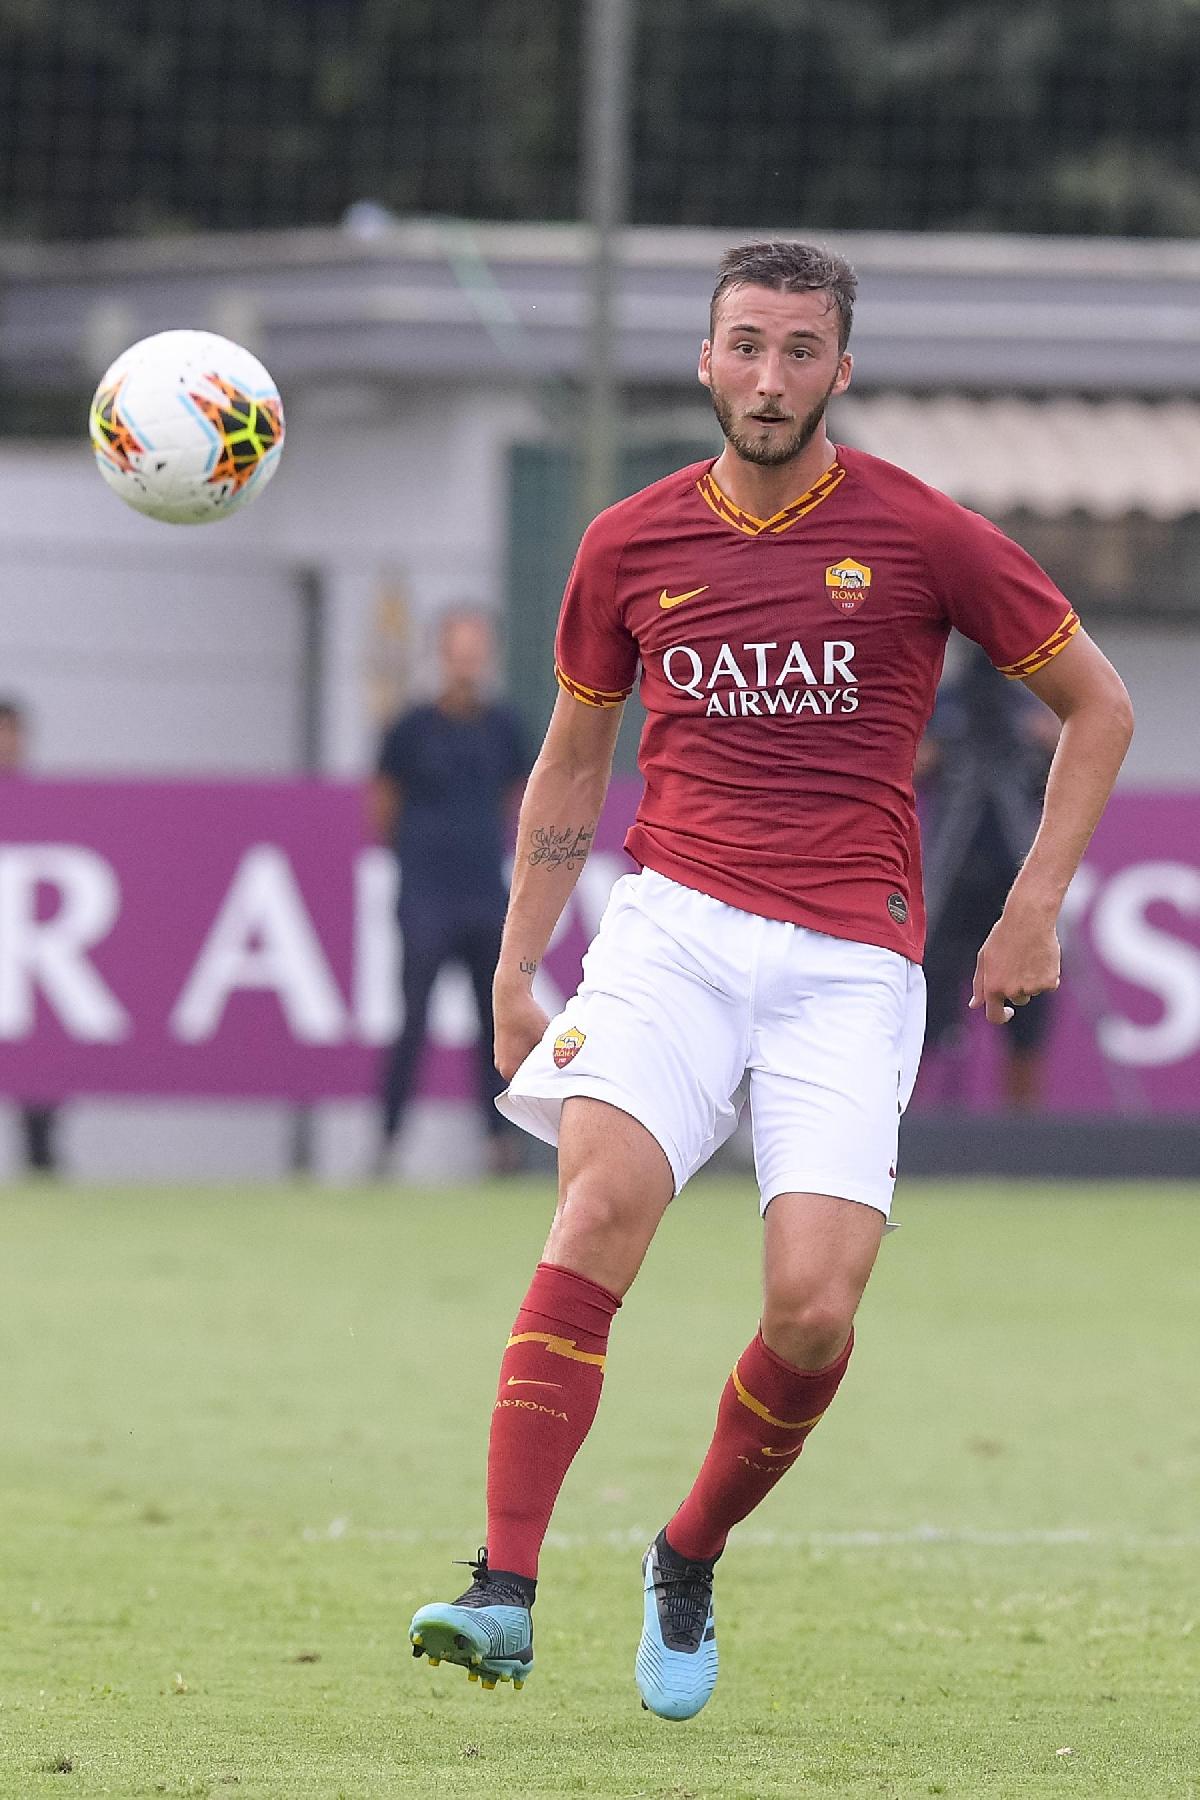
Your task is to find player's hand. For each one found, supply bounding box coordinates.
[493,977,550,1081]
[968,904,1061,1026]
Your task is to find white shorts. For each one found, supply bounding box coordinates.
[498,869,926,1219]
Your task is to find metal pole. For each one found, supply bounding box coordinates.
[580,0,634,529]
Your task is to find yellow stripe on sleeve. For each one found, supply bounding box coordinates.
[998,609,1080,680]
[555,663,632,707]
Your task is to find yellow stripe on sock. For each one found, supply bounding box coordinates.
[506,1330,607,1368]
[731,1363,826,1432]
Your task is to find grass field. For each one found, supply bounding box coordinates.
[1,1177,1197,1800]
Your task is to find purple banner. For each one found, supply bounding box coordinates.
[1,777,1198,1112]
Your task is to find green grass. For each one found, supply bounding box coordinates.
[1,1178,1198,1799]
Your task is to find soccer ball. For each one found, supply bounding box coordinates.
[88,330,285,525]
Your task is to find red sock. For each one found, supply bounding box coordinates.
[486,1261,620,1581]
[667,1329,854,1561]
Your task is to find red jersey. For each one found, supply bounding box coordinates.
[554,445,1078,961]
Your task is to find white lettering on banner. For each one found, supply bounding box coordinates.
[170,845,347,1044]
[0,845,130,1041]
[1091,862,1200,1067]
[354,846,400,1043]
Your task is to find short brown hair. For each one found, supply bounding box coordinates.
[710,241,857,350]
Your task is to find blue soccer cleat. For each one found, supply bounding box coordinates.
[635,1529,719,1720]
[409,1549,534,1691]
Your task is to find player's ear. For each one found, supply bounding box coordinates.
[833,352,853,397]
[698,340,713,389]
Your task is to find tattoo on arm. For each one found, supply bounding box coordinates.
[527,824,595,870]
[519,958,539,977]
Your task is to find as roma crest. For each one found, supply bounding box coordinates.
[553,1026,586,1069]
[825,558,872,615]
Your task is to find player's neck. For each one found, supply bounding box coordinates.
[710,432,838,522]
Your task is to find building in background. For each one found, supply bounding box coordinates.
[2,4,1199,1177]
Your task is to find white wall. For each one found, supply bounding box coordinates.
[1086,623,1200,789]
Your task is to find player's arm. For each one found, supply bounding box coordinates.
[493,690,625,1079]
[969,629,1133,1025]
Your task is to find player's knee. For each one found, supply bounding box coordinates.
[762,1294,855,1371]
[555,1173,630,1241]
[543,1172,648,1295]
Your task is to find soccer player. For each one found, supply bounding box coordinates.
[408,242,1133,1717]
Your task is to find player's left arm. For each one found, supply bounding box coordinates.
[969,629,1134,1026]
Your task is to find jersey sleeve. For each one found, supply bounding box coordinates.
[553,515,639,707]
[934,507,1080,679]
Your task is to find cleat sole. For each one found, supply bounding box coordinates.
[409,1602,534,1689]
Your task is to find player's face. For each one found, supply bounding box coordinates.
[699,286,852,469]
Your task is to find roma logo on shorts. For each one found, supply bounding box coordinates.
[825,558,872,615]
[553,1026,586,1069]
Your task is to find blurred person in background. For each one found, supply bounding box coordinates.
[0,698,62,1176]
[918,644,1061,1109]
[369,610,529,1178]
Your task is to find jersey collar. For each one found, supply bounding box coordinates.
[696,458,845,538]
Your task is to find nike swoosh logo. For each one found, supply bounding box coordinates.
[759,1444,805,1459]
[506,1377,563,1390]
[659,585,709,609]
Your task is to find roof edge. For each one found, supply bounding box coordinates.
[5,219,1200,283]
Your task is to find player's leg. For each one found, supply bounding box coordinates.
[413,870,749,1693]
[486,1094,674,1573]
[375,908,450,1172]
[636,928,924,1720]
[666,1191,881,1561]
[410,1096,674,1688]
[635,1194,880,1721]
[683,933,922,1548]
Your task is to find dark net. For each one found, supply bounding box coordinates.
[2,0,1199,240]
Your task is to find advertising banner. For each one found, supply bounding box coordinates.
[1,778,1198,1113]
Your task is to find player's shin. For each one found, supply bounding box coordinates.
[666,1328,853,1561]
[485,1261,621,1581]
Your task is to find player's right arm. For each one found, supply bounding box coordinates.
[492,690,624,1080]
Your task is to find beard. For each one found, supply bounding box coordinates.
[709,375,838,468]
